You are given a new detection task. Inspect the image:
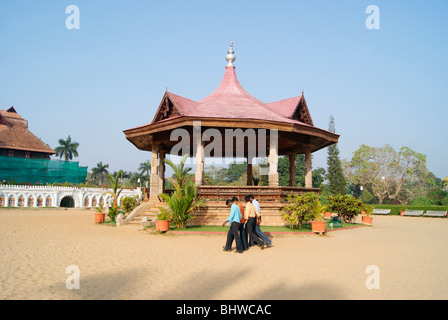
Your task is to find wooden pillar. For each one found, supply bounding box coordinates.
[158,151,165,195]
[305,148,312,189]
[195,139,205,187]
[268,130,279,187]
[150,142,160,199]
[289,153,297,187]
[247,156,253,186]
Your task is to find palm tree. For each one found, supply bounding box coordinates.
[104,170,124,207]
[165,154,191,193]
[159,154,205,229]
[55,135,79,161]
[103,170,124,222]
[91,162,109,185]
[138,160,151,185]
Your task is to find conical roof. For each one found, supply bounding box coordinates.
[124,43,339,154]
[150,43,311,126]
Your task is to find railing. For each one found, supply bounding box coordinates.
[197,186,320,202]
[144,186,320,203]
[0,184,139,193]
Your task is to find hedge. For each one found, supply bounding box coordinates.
[373,204,448,216]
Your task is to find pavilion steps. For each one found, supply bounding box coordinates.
[125,200,166,226]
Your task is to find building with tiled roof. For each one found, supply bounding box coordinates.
[0,106,55,159]
[124,43,339,203]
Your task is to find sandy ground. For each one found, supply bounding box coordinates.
[0,208,447,300]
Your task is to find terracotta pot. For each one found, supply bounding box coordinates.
[362,216,373,225]
[324,212,332,219]
[400,211,405,216]
[95,213,105,224]
[155,220,170,232]
[311,221,326,234]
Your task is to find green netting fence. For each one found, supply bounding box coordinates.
[0,156,87,184]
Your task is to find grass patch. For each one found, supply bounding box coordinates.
[96,217,116,227]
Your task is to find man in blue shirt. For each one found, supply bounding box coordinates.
[222,198,244,253]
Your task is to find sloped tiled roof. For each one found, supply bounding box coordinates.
[0,108,56,154]
[145,66,312,128]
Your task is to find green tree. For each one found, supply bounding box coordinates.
[128,171,144,187]
[326,116,347,195]
[91,162,109,185]
[346,145,428,204]
[227,162,247,183]
[54,135,79,161]
[160,154,205,229]
[138,160,151,185]
[278,155,325,187]
[312,168,326,188]
[103,170,124,222]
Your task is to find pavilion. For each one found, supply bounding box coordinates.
[123,43,339,225]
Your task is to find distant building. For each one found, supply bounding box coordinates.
[0,106,55,159]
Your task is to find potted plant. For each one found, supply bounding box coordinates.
[155,207,171,232]
[324,211,333,219]
[94,204,105,224]
[362,205,374,225]
[311,201,328,234]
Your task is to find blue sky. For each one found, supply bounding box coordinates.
[0,1,447,179]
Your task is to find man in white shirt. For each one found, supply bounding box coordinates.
[249,195,272,247]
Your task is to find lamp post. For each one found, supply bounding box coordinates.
[360,185,364,202]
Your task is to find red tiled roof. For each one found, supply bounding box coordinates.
[265,96,302,118]
[0,109,56,154]
[151,66,310,126]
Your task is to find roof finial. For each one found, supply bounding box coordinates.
[226,42,236,68]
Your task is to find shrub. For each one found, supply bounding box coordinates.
[426,188,448,205]
[319,195,328,205]
[121,196,140,213]
[442,195,448,207]
[361,190,375,204]
[107,205,119,222]
[328,194,363,223]
[410,196,434,207]
[281,192,320,229]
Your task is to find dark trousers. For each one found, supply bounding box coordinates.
[249,225,272,246]
[247,218,265,247]
[224,222,244,253]
[239,223,248,251]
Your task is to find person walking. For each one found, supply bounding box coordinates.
[250,195,272,247]
[233,196,248,251]
[222,198,244,253]
[244,195,266,250]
